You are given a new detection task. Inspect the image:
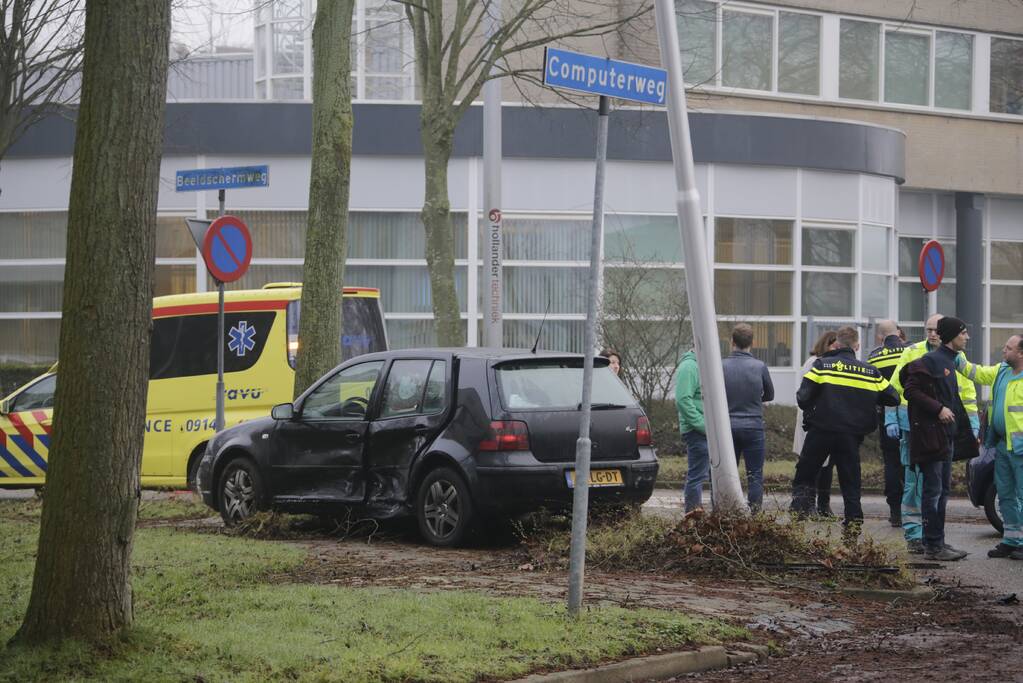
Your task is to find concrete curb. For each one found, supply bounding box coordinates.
[837,584,934,602]
[512,644,767,682]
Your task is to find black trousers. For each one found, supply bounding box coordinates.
[878,420,904,513]
[791,428,863,526]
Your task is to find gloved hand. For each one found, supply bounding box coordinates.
[970,414,980,441]
[885,423,900,439]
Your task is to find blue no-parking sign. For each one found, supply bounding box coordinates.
[202,215,253,283]
[918,240,945,292]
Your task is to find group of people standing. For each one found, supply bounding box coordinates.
[668,316,1023,563]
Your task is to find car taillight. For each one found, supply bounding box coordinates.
[636,416,652,446]
[479,420,530,451]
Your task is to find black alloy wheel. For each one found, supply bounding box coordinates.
[219,458,265,526]
[983,481,1004,534]
[416,466,474,547]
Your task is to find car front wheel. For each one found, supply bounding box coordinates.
[983,481,1004,535]
[219,458,265,526]
[416,466,474,547]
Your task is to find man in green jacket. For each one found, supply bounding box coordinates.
[957,334,1023,559]
[675,350,708,512]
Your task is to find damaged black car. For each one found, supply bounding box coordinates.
[196,348,659,546]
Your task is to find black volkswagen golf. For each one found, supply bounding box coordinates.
[196,348,658,546]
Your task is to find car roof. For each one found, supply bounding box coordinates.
[349,347,599,363]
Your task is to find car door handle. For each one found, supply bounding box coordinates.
[344,432,362,444]
[413,425,430,434]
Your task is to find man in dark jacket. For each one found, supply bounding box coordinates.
[790,326,900,534]
[722,323,775,511]
[867,319,907,526]
[900,316,976,561]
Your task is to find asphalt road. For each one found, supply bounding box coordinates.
[644,489,1023,597]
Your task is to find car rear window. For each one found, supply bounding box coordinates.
[494,359,637,410]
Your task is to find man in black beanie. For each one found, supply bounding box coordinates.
[899,316,976,561]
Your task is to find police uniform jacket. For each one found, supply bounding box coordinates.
[867,334,907,381]
[796,347,900,435]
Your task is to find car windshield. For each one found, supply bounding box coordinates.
[494,359,637,410]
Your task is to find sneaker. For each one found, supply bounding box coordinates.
[988,543,1016,558]
[924,547,968,561]
[907,539,924,554]
[888,512,902,528]
[943,543,968,556]
[1010,548,1023,561]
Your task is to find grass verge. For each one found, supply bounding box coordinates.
[0,502,745,682]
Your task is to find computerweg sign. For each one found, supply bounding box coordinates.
[542,47,667,105]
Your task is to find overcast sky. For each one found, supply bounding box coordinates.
[172,0,258,52]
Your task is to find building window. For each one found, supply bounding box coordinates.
[884,29,930,106]
[0,212,67,258]
[802,227,853,267]
[714,270,792,315]
[935,31,972,110]
[991,285,1023,324]
[861,273,889,318]
[718,321,792,367]
[839,19,880,101]
[802,272,854,317]
[676,0,717,86]
[714,218,793,265]
[605,214,684,263]
[991,37,1023,115]
[722,8,773,90]
[778,12,820,95]
[991,241,1023,281]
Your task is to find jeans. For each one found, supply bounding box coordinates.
[683,430,710,512]
[732,427,765,511]
[920,445,953,551]
[791,429,864,527]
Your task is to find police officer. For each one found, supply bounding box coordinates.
[867,319,907,527]
[887,314,980,553]
[791,326,900,535]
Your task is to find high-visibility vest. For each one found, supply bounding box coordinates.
[960,360,1023,455]
[890,339,978,416]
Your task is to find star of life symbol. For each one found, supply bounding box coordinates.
[228,321,256,357]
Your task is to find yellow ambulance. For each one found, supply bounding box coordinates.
[0,284,386,489]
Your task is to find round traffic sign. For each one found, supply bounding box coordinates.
[918,239,945,292]
[202,215,253,283]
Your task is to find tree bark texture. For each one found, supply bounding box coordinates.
[14,0,170,644]
[420,106,465,347]
[294,0,356,397]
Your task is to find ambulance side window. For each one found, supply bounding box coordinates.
[11,375,57,412]
[150,312,276,380]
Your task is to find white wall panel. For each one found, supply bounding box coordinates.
[988,197,1023,240]
[861,175,895,226]
[714,165,797,217]
[898,190,934,236]
[802,170,858,220]
[0,158,73,210]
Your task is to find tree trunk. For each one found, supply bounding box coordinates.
[293,0,356,397]
[420,106,464,347]
[13,0,170,644]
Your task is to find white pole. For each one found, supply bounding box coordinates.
[483,0,503,347]
[654,0,746,511]
[567,95,610,616]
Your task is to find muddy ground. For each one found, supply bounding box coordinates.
[214,521,1023,683]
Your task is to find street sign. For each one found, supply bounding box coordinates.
[185,218,211,250]
[202,215,252,283]
[542,47,667,105]
[918,240,945,292]
[175,165,269,192]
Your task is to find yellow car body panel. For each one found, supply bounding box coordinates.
[0,284,385,489]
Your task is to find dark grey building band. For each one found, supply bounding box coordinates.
[955,192,984,361]
[11,102,905,183]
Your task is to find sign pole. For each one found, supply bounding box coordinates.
[654,0,746,511]
[483,0,503,348]
[215,189,226,432]
[567,94,609,616]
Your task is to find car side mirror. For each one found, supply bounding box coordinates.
[0,398,10,415]
[271,402,294,420]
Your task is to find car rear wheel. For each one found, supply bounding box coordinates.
[416,467,474,547]
[219,458,265,526]
[983,481,1004,535]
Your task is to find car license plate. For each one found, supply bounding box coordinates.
[565,469,623,488]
